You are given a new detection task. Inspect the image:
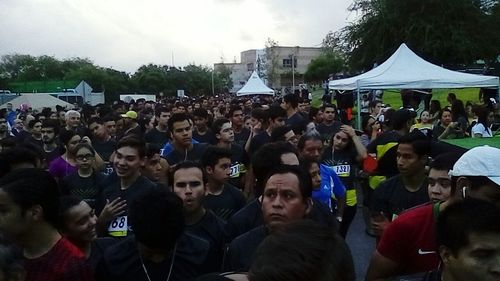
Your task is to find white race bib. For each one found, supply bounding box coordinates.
[230,164,241,178]
[333,165,351,177]
[108,216,128,237]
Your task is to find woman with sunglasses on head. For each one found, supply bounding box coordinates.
[60,143,107,209]
[320,125,367,238]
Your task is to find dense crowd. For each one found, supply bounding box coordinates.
[0,90,499,281]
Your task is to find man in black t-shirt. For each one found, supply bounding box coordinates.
[201,146,246,221]
[172,161,226,273]
[144,106,170,147]
[41,119,61,168]
[193,108,216,144]
[249,105,286,155]
[316,104,342,144]
[88,117,116,163]
[96,137,158,238]
[96,188,210,281]
[282,93,307,135]
[370,132,430,237]
[229,106,250,148]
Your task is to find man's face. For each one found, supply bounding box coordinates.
[41,127,56,144]
[300,139,323,162]
[231,110,244,127]
[31,122,42,135]
[427,168,452,202]
[217,122,234,143]
[298,103,307,113]
[142,153,162,182]
[89,122,107,139]
[315,110,324,123]
[308,162,321,189]
[443,232,500,281]
[262,172,310,228]
[67,114,80,128]
[323,107,336,122]
[62,201,97,243]
[113,146,143,179]
[14,119,23,130]
[397,143,425,175]
[75,147,95,171]
[193,116,207,130]
[244,100,252,110]
[171,120,192,147]
[202,100,209,109]
[157,112,170,127]
[173,167,205,214]
[280,101,290,111]
[270,117,285,130]
[0,118,7,133]
[441,111,452,126]
[0,190,29,239]
[208,157,231,184]
[104,121,116,136]
[372,103,382,115]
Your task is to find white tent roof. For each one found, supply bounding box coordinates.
[0,94,75,111]
[237,71,274,96]
[329,43,499,90]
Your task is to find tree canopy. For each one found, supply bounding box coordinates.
[328,0,500,72]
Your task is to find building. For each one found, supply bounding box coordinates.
[215,46,322,94]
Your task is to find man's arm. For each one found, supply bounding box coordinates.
[365,250,399,281]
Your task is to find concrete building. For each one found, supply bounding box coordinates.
[215,46,322,93]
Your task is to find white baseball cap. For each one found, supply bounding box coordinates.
[448,145,500,185]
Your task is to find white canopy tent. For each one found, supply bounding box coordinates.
[0,94,75,111]
[237,71,275,96]
[328,43,499,127]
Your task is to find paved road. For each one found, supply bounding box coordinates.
[345,195,376,280]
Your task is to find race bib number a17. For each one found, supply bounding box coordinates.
[108,216,128,237]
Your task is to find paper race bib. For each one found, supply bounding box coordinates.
[333,165,351,177]
[230,164,241,178]
[108,216,128,237]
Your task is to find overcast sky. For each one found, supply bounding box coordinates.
[0,0,353,73]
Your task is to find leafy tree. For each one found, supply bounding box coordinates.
[334,0,500,71]
[304,53,344,83]
[265,38,280,88]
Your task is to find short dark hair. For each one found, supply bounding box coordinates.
[201,146,232,168]
[129,188,185,251]
[28,119,41,129]
[437,198,500,255]
[41,119,60,135]
[59,129,78,147]
[271,125,293,142]
[430,152,463,172]
[249,220,355,281]
[88,117,103,126]
[0,168,60,227]
[263,165,312,200]
[369,100,382,109]
[193,108,209,119]
[0,146,40,177]
[398,130,429,157]
[252,142,298,197]
[116,136,146,159]
[155,106,170,117]
[167,113,191,133]
[59,195,84,232]
[266,105,286,122]
[308,107,320,121]
[170,161,207,186]
[297,134,321,151]
[251,108,266,122]
[211,118,231,135]
[145,143,161,159]
[228,106,243,119]
[321,103,337,112]
[283,93,299,108]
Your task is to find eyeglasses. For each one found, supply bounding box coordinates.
[76,154,94,161]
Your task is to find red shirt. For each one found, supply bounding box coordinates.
[377,203,440,274]
[25,237,93,281]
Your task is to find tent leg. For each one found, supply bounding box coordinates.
[356,88,361,130]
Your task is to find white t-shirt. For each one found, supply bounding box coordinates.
[471,123,492,138]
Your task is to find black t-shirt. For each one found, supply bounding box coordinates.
[93,139,116,163]
[95,234,210,281]
[164,143,208,166]
[285,112,307,134]
[249,131,270,155]
[61,171,108,209]
[96,176,158,237]
[204,184,247,221]
[366,130,401,178]
[144,127,169,147]
[193,129,217,145]
[185,210,226,272]
[370,175,429,220]
[321,146,358,189]
[233,128,250,148]
[88,237,117,272]
[316,121,342,144]
[24,135,43,149]
[43,146,61,167]
[223,225,267,272]
[227,144,249,190]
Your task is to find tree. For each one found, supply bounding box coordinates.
[304,53,344,83]
[335,0,500,72]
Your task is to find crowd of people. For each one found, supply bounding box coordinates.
[0,90,499,281]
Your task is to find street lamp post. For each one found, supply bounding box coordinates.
[211,70,215,96]
[290,54,295,93]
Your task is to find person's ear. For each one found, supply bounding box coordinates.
[456,177,472,198]
[28,205,43,222]
[439,245,453,266]
[305,198,313,215]
[206,166,214,175]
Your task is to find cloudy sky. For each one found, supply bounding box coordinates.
[0,0,353,73]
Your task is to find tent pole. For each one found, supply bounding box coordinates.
[356,87,361,129]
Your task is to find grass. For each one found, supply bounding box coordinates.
[311,88,481,109]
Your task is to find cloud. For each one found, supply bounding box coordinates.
[0,0,353,73]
